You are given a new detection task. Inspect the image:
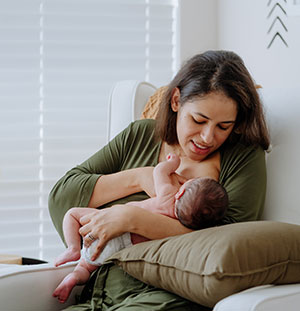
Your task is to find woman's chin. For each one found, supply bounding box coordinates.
[187,151,209,162]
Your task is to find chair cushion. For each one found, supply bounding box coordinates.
[109,221,300,308]
[141,85,167,119]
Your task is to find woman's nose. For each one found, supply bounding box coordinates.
[200,126,214,145]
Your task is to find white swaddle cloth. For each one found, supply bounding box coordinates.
[82,232,132,266]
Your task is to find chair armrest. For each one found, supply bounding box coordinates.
[0,262,83,311]
[213,284,300,311]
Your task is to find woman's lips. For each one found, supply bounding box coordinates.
[191,140,211,155]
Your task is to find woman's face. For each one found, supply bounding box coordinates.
[171,89,237,161]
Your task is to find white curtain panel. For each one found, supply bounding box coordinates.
[0,0,178,261]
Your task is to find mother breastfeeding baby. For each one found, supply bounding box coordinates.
[49,50,270,310]
[53,152,228,303]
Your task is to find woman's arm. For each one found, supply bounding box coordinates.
[48,120,160,243]
[79,205,192,261]
[220,144,267,224]
[88,167,155,208]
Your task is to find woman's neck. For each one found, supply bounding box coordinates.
[159,142,185,162]
[159,142,221,180]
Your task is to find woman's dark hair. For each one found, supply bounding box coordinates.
[155,50,270,150]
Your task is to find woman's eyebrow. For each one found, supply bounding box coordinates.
[195,112,236,124]
[195,112,210,120]
[220,120,236,124]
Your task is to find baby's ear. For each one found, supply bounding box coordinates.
[175,188,185,200]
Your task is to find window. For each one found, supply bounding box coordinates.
[0,0,178,261]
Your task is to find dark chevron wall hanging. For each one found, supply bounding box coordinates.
[267,0,288,48]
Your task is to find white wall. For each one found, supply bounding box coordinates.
[217,0,300,224]
[218,0,300,90]
[179,0,218,63]
[179,0,300,224]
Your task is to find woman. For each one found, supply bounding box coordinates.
[49,50,270,310]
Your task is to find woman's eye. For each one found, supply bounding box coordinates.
[218,125,229,131]
[193,118,205,125]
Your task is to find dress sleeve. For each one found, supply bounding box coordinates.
[219,144,267,224]
[48,123,132,242]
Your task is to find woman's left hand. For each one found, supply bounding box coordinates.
[79,205,129,261]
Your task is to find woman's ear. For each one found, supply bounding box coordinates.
[233,124,243,134]
[170,87,180,112]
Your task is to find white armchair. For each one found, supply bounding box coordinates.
[1,81,300,311]
[0,262,83,311]
[107,80,157,141]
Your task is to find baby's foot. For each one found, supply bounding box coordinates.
[52,273,77,304]
[54,247,81,267]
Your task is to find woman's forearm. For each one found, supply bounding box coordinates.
[88,167,154,208]
[125,205,192,239]
[79,204,192,260]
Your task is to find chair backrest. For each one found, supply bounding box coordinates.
[107,80,157,141]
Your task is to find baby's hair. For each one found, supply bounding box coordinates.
[175,177,228,230]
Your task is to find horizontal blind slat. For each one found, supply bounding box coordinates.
[0,0,177,261]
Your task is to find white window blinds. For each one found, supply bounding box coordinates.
[0,0,178,261]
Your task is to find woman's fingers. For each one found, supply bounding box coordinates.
[79,205,129,253]
[89,239,106,261]
[78,219,92,237]
[83,231,97,248]
[78,213,97,247]
[80,211,96,226]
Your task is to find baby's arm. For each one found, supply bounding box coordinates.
[153,153,181,197]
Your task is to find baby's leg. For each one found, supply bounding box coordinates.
[53,259,97,304]
[54,247,81,267]
[54,208,95,267]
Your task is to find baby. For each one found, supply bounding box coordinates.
[53,153,228,303]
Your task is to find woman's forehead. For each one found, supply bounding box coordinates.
[184,93,238,121]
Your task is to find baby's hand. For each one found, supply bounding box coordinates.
[166,153,178,161]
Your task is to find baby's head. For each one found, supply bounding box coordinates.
[175,177,228,230]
